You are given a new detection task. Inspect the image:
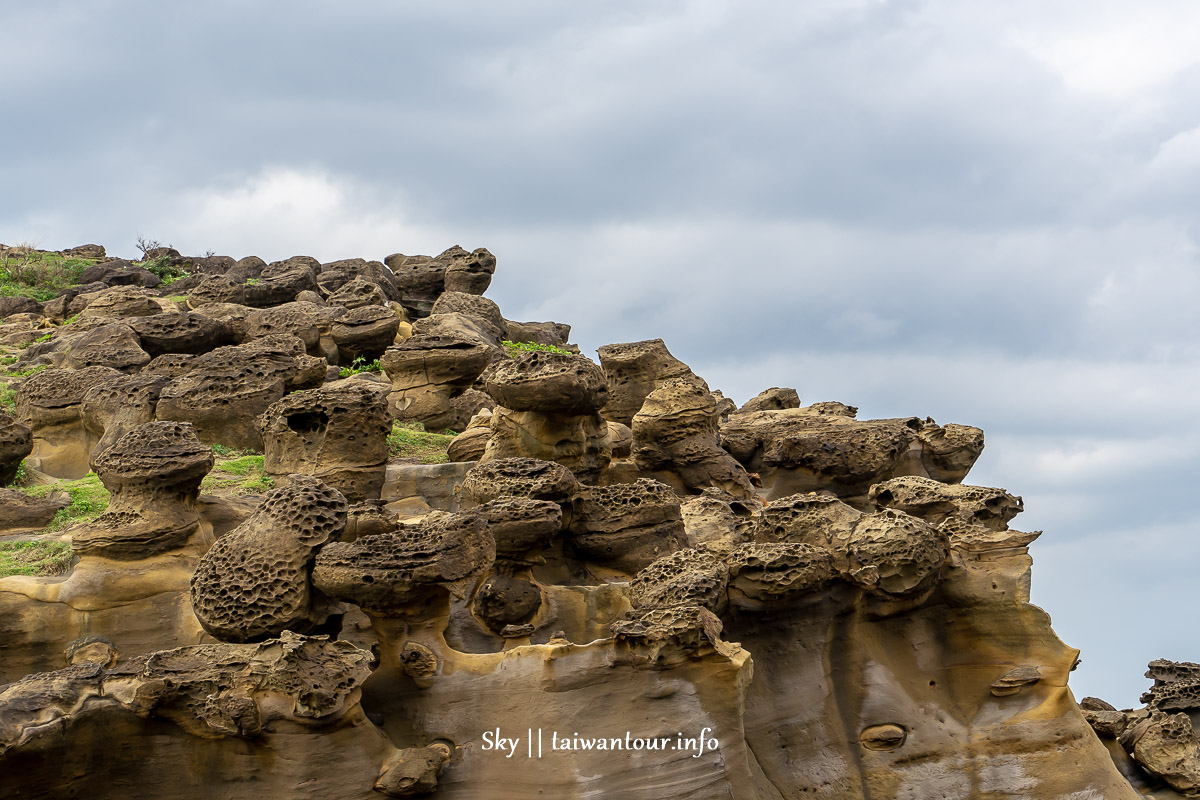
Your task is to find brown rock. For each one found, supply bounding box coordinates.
[190,476,348,641]
[0,409,33,485]
[597,338,705,426]
[568,479,687,573]
[258,380,392,502]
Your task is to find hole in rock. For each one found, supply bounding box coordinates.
[286,410,329,436]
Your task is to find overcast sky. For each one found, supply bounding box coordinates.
[3,0,1198,706]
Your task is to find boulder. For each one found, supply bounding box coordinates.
[0,409,33,485]
[331,305,401,363]
[258,381,392,502]
[128,312,235,357]
[190,476,348,642]
[13,366,122,478]
[568,479,688,574]
[597,338,705,426]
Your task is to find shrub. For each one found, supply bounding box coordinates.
[338,357,382,378]
[501,339,573,357]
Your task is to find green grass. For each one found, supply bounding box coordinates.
[338,356,382,378]
[0,250,97,302]
[501,339,573,357]
[201,454,275,495]
[388,420,456,464]
[0,384,16,413]
[3,363,47,378]
[22,473,110,532]
[244,278,261,286]
[6,460,27,487]
[0,541,75,578]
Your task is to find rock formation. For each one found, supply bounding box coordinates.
[0,240,1153,799]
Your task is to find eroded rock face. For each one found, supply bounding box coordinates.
[381,327,494,432]
[190,476,348,642]
[14,366,121,478]
[739,387,801,413]
[128,312,236,357]
[258,380,392,501]
[313,510,495,613]
[80,372,171,457]
[0,409,33,485]
[73,421,214,559]
[0,633,400,800]
[632,378,756,498]
[331,305,401,363]
[60,322,151,372]
[156,336,326,450]
[720,406,985,503]
[568,479,688,573]
[597,338,704,426]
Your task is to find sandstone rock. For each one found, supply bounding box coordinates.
[375,744,452,797]
[473,574,542,631]
[14,366,121,478]
[739,387,801,413]
[313,510,495,613]
[725,542,836,606]
[721,408,986,503]
[443,246,496,295]
[630,548,728,611]
[0,488,69,531]
[62,243,105,259]
[190,476,348,641]
[446,408,492,462]
[0,409,33,485]
[482,405,612,483]
[568,479,687,573]
[632,378,756,498]
[242,256,320,307]
[752,492,862,550]
[319,258,400,302]
[156,336,327,450]
[78,260,160,288]
[80,372,171,457]
[483,350,608,414]
[77,285,163,319]
[381,326,494,432]
[870,475,1023,530]
[597,338,705,426]
[461,457,580,509]
[258,381,391,502]
[72,421,213,559]
[328,276,388,308]
[679,488,758,553]
[0,296,44,317]
[128,311,235,356]
[476,497,562,560]
[845,509,949,598]
[611,603,734,664]
[331,304,401,363]
[243,301,327,352]
[1122,711,1200,794]
[60,322,151,372]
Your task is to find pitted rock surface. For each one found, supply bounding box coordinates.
[629,548,729,611]
[725,542,837,604]
[869,475,1023,531]
[190,476,348,641]
[482,350,609,414]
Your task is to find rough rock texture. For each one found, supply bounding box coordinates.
[0,488,69,532]
[80,372,171,457]
[738,386,801,413]
[190,476,348,642]
[258,380,392,501]
[77,285,163,320]
[568,479,688,573]
[632,378,757,498]
[381,326,494,432]
[14,365,121,478]
[0,633,405,800]
[313,510,495,612]
[721,406,986,503]
[72,421,214,559]
[462,457,580,509]
[597,338,705,426]
[0,409,33,485]
[331,304,401,362]
[156,336,326,450]
[61,322,151,372]
[476,497,562,561]
[128,311,235,356]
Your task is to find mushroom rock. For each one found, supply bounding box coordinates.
[14,366,121,478]
[479,350,612,482]
[258,380,392,502]
[156,336,327,450]
[331,304,401,363]
[445,408,493,462]
[380,324,494,433]
[0,408,33,485]
[243,300,330,354]
[190,475,348,642]
[461,457,580,514]
[597,338,707,427]
[720,405,986,504]
[868,475,1023,530]
[631,378,756,499]
[71,421,214,560]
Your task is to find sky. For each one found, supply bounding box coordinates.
[2,0,1198,706]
